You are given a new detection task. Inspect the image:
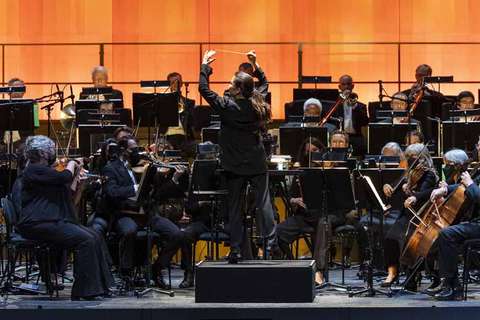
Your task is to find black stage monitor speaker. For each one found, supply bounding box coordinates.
[195,260,316,303]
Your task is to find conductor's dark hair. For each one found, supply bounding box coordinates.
[238,62,254,72]
[457,91,475,103]
[232,71,271,134]
[297,137,325,167]
[167,72,183,86]
[118,135,138,150]
[406,130,424,143]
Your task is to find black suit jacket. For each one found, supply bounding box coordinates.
[334,101,369,136]
[199,64,268,176]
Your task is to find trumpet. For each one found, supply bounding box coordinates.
[340,91,358,106]
[178,99,185,113]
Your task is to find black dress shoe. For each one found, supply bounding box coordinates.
[380,274,399,287]
[403,279,418,292]
[154,275,172,290]
[51,282,65,291]
[425,278,448,296]
[104,286,118,298]
[228,253,242,264]
[179,270,194,289]
[71,295,104,301]
[434,285,464,301]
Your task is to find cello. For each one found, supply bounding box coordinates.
[400,162,480,268]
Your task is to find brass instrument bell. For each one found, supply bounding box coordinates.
[59,104,75,130]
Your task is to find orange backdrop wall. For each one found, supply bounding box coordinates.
[1,0,480,120]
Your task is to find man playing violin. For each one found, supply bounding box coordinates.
[428,149,479,300]
[102,135,186,289]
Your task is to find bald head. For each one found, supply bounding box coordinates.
[338,75,354,92]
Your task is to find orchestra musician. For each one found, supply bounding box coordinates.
[162,72,197,158]
[113,126,134,142]
[330,130,349,148]
[381,143,439,291]
[199,50,277,263]
[334,75,369,156]
[98,100,115,114]
[403,64,433,100]
[381,142,407,168]
[237,52,269,92]
[101,135,186,289]
[428,149,477,300]
[17,135,115,301]
[405,130,425,146]
[378,92,422,126]
[454,91,478,122]
[80,66,124,101]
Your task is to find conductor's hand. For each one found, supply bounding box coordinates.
[404,196,417,208]
[461,171,474,188]
[383,184,393,198]
[172,165,187,184]
[246,50,257,67]
[290,198,306,209]
[430,187,447,203]
[202,50,217,65]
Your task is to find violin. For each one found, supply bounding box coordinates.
[404,161,429,196]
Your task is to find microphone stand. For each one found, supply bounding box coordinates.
[378,80,383,109]
[182,82,189,160]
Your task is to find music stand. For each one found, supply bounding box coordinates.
[133,91,180,145]
[134,164,174,298]
[279,126,328,161]
[188,159,228,261]
[442,120,480,152]
[75,99,123,111]
[0,99,34,193]
[293,89,339,102]
[348,172,392,298]
[299,167,356,291]
[367,123,421,154]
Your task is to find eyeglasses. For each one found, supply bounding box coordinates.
[460,100,474,106]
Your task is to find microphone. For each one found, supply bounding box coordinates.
[69,84,75,106]
[56,84,64,110]
[378,80,383,108]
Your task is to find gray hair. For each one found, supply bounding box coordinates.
[92,66,108,77]
[405,143,433,167]
[444,149,468,165]
[24,135,55,162]
[303,98,322,112]
[392,92,407,101]
[381,142,405,161]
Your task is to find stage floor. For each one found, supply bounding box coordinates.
[3,266,480,319]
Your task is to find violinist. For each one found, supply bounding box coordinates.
[334,75,368,157]
[17,135,115,301]
[426,149,477,300]
[381,143,439,290]
[102,135,185,289]
[199,50,277,263]
[381,142,407,168]
[378,92,422,126]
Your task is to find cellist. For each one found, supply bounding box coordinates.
[428,149,479,300]
[381,143,439,290]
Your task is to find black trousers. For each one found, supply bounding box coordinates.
[181,220,209,271]
[277,215,318,259]
[114,215,183,270]
[19,221,114,299]
[437,221,480,280]
[225,170,277,255]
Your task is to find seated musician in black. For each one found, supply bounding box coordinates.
[428,149,476,300]
[378,92,422,127]
[80,66,123,102]
[102,135,185,289]
[452,91,478,122]
[276,137,325,259]
[17,135,115,301]
[160,72,197,158]
[382,143,439,291]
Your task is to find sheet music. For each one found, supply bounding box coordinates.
[363,175,389,212]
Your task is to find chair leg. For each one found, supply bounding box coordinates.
[192,241,197,271]
[464,246,471,301]
[341,235,345,285]
[295,238,300,260]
